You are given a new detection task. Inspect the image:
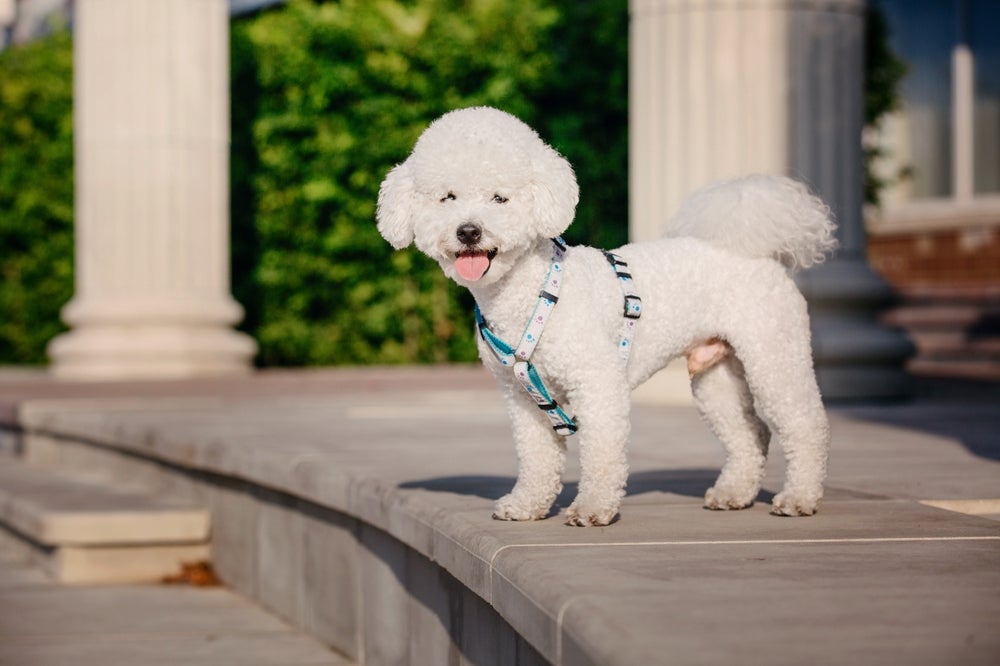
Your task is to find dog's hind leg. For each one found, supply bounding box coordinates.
[730,312,830,516]
[691,355,771,510]
[493,385,567,521]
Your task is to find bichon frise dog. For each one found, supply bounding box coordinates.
[377,106,835,526]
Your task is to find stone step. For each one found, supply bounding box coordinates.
[0,458,210,584]
[903,331,1000,359]
[880,295,1000,380]
[883,303,1000,330]
[907,358,1000,381]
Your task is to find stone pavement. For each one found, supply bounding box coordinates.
[0,551,351,665]
[0,366,999,665]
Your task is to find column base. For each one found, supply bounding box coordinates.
[797,258,915,402]
[47,324,257,380]
[814,364,913,402]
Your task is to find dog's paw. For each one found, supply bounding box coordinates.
[493,494,549,521]
[771,490,820,517]
[564,502,618,527]
[704,485,756,511]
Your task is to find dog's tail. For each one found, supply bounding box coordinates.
[664,175,837,271]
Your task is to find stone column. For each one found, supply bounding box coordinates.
[0,1,14,50]
[630,0,911,400]
[48,0,256,379]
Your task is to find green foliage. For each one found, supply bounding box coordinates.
[534,0,629,250]
[232,0,568,366]
[0,31,74,364]
[864,4,908,206]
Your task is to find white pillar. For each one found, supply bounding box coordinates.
[48,0,256,379]
[0,0,14,27]
[952,42,974,201]
[630,0,911,400]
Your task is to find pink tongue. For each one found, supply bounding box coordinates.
[455,253,490,281]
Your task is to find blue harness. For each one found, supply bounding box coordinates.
[474,238,642,436]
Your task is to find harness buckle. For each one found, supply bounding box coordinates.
[623,294,642,319]
[554,422,578,436]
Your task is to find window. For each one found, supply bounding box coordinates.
[971,0,1000,195]
[875,0,1000,209]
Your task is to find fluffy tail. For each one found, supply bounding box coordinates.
[664,175,837,271]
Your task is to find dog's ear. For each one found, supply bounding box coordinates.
[376,160,417,249]
[530,143,579,239]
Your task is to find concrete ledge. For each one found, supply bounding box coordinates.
[0,460,209,545]
[0,458,210,584]
[4,368,1000,665]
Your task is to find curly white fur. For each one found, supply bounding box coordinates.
[377,107,834,526]
[665,174,837,270]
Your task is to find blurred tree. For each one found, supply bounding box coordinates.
[534,0,629,250]
[0,30,73,364]
[864,3,908,206]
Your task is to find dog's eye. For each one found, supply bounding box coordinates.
[492,194,508,204]
[440,192,456,203]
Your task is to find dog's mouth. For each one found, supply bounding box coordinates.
[454,248,498,282]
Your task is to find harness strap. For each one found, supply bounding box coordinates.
[514,360,578,436]
[475,239,641,437]
[603,251,642,360]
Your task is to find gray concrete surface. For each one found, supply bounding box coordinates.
[1,366,998,665]
[0,551,352,665]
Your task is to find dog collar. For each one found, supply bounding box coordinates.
[475,239,642,437]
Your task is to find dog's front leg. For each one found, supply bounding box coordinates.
[564,379,631,526]
[493,384,567,521]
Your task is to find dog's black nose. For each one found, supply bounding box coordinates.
[456,223,482,246]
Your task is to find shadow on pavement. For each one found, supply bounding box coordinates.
[837,377,1000,462]
[399,468,777,504]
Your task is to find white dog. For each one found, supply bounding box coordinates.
[377,107,835,526]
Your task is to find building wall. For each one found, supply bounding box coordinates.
[869,225,1000,292]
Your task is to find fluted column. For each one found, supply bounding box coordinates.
[630,0,911,400]
[48,0,256,379]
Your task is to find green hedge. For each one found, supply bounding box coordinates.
[231,0,628,366]
[863,4,908,206]
[0,30,74,364]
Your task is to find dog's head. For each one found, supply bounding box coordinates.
[376,107,578,287]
